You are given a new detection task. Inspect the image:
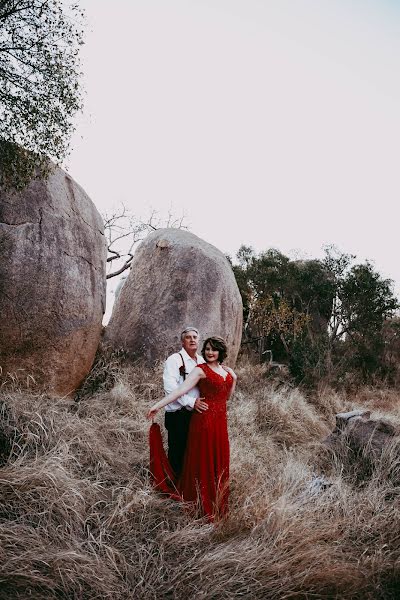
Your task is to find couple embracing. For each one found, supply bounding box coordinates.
[147,327,237,521]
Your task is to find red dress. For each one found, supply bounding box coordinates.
[149,363,232,520]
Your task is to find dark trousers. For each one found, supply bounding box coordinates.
[165,409,192,477]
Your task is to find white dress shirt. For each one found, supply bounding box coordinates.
[163,347,205,412]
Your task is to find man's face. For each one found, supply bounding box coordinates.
[182,330,199,354]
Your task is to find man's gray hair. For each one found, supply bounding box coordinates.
[180,326,199,340]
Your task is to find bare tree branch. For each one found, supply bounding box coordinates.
[103,204,188,280]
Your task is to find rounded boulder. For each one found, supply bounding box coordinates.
[0,165,107,395]
[105,229,242,365]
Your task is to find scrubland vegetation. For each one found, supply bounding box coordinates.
[1,358,399,599]
[232,245,400,389]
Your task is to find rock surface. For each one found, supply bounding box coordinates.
[105,229,243,365]
[0,164,107,395]
[324,410,397,457]
[322,410,399,482]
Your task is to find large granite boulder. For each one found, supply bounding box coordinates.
[0,165,107,395]
[105,229,243,365]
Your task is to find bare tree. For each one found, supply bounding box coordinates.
[103,205,187,280]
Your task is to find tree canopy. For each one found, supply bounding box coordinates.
[233,246,336,359]
[232,244,399,386]
[0,0,84,188]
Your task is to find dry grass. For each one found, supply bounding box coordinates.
[0,361,399,599]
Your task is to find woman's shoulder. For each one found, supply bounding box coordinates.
[223,365,237,380]
[193,364,207,378]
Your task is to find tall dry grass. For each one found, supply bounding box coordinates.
[0,359,399,599]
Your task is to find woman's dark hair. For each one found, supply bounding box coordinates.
[201,336,228,363]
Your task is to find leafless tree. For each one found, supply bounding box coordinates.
[104,205,187,279]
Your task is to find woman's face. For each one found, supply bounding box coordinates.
[204,343,219,362]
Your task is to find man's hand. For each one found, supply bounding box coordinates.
[193,397,208,413]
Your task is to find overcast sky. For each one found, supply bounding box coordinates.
[67,0,400,318]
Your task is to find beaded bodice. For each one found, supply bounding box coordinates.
[197,363,233,414]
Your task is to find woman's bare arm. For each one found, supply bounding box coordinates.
[224,366,237,401]
[147,366,205,419]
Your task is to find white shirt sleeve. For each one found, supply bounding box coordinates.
[163,354,196,409]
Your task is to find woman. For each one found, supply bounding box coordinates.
[147,336,237,520]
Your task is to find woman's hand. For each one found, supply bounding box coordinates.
[147,405,159,420]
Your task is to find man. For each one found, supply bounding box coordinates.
[163,327,208,477]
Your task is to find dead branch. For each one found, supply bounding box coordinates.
[103,204,188,279]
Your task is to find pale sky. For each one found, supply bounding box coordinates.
[67,0,400,319]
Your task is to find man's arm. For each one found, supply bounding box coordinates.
[163,354,197,409]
